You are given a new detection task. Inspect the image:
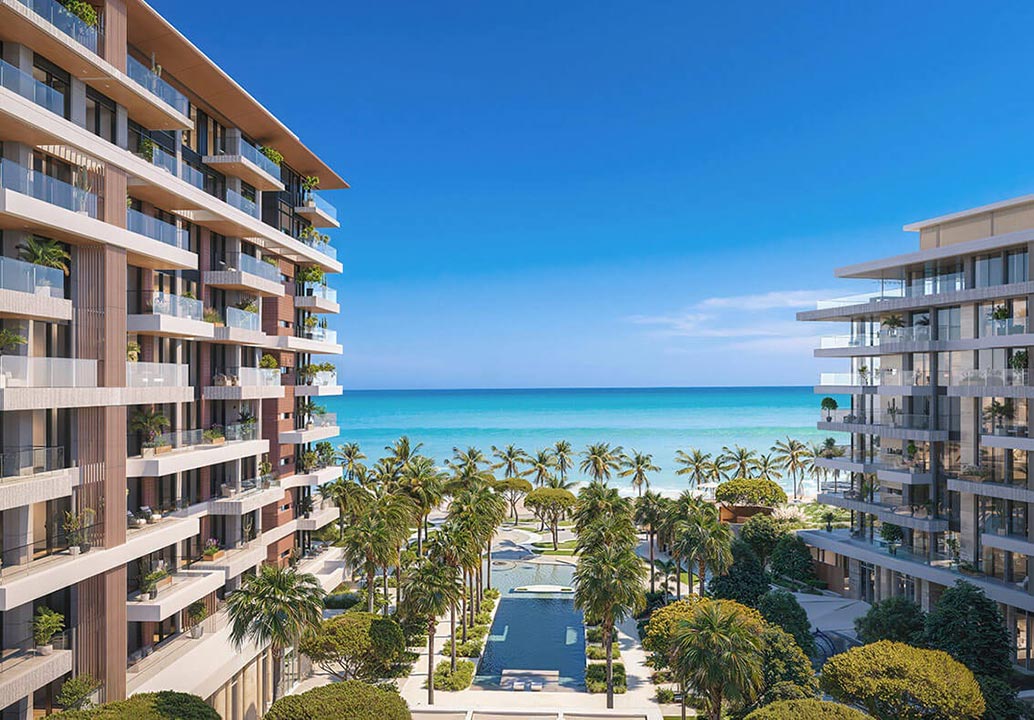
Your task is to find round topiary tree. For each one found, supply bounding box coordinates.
[715,478,788,507]
[820,640,985,720]
[58,691,218,719]
[853,595,926,645]
[745,698,868,719]
[265,680,410,720]
[757,590,815,657]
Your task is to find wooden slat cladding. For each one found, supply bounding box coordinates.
[101,0,128,71]
[76,567,128,702]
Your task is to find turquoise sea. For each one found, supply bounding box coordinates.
[318,387,843,496]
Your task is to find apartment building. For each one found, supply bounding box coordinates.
[0,0,346,716]
[799,191,1034,671]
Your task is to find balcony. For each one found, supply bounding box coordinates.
[0,447,74,511]
[225,188,257,218]
[294,281,339,314]
[126,422,267,478]
[816,369,939,395]
[125,361,192,404]
[874,454,934,485]
[204,253,283,297]
[282,464,342,489]
[127,208,189,251]
[203,140,283,192]
[125,55,189,118]
[0,56,63,116]
[276,325,341,355]
[0,157,95,217]
[0,633,72,710]
[203,366,283,401]
[947,471,1034,504]
[192,540,265,582]
[0,355,99,410]
[128,291,215,340]
[981,316,1030,339]
[0,255,70,322]
[297,505,340,532]
[981,530,1034,558]
[817,409,948,441]
[948,368,1033,398]
[816,491,946,532]
[126,569,223,623]
[209,476,284,515]
[295,370,342,398]
[279,412,339,445]
[295,192,339,229]
[799,529,1034,613]
[812,445,878,474]
[980,420,1034,452]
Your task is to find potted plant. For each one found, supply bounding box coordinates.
[260,146,283,167]
[34,607,63,656]
[202,538,223,561]
[303,315,318,336]
[822,510,837,532]
[259,353,279,370]
[316,441,335,468]
[235,296,259,314]
[299,400,324,430]
[298,451,319,474]
[1010,350,1028,379]
[131,409,171,454]
[63,508,94,554]
[202,425,225,446]
[820,396,838,422]
[138,137,156,163]
[881,314,905,330]
[297,364,316,385]
[203,307,224,326]
[298,494,314,519]
[302,175,320,204]
[142,569,167,600]
[126,341,141,363]
[187,601,208,638]
[879,523,904,554]
[857,364,870,385]
[886,403,900,427]
[73,165,93,215]
[945,536,961,566]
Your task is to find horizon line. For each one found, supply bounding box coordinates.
[341,383,815,393]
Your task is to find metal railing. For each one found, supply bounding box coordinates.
[299,282,337,302]
[16,0,100,54]
[0,158,97,217]
[0,356,97,388]
[126,362,189,388]
[225,306,260,332]
[0,57,65,115]
[0,446,65,479]
[0,256,64,299]
[126,208,189,250]
[126,55,189,116]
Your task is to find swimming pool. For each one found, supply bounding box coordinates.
[474,562,585,689]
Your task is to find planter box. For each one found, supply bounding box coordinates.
[203,550,225,561]
[155,445,173,455]
[204,437,226,446]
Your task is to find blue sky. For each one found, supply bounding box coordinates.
[152,1,1034,389]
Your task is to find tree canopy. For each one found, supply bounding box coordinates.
[854,595,926,645]
[819,640,985,720]
[58,692,218,720]
[769,534,815,583]
[923,580,1011,679]
[642,598,705,668]
[745,699,869,720]
[740,514,789,567]
[265,680,410,720]
[757,590,815,657]
[708,539,771,608]
[714,478,788,507]
[299,612,404,682]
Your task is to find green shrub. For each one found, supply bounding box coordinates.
[656,687,675,703]
[473,611,491,625]
[481,597,496,613]
[467,624,489,641]
[715,478,787,507]
[757,590,816,656]
[745,699,868,719]
[265,680,410,720]
[59,691,218,719]
[585,643,620,660]
[741,514,790,566]
[431,660,475,691]
[483,588,501,600]
[770,535,815,583]
[324,592,360,610]
[585,626,603,643]
[585,662,626,693]
[441,637,484,657]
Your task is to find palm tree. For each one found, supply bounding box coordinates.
[334,442,366,483]
[525,448,556,486]
[227,565,324,700]
[719,445,758,479]
[579,442,624,484]
[402,559,461,706]
[674,448,711,489]
[340,487,413,613]
[491,444,529,479]
[705,455,734,485]
[400,455,446,554]
[447,446,489,477]
[18,236,71,275]
[653,558,679,601]
[574,543,646,709]
[676,500,733,596]
[427,523,467,671]
[619,450,659,496]
[554,440,574,484]
[130,407,170,445]
[634,491,664,593]
[751,453,783,482]
[669,601,763,720]
[385,436,423,471]
[772,436,808,499]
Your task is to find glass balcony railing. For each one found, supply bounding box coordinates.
[0,255,64,299]
[300,326,338,345]
[239,141,281,179]
[152,428,203,450]
[952,368,1028,387]
[0,446,65,480]
[818,370,943,387]
[179,162,205,190]
[298,234,337,259]
[299,282,337,303]
[982,419,1029,438]
[218,367,281,387]
[148,145,177,175]
[0,158,97,218]
[304,192,337,222]
[880,325,933,343]
[235,253,281,283]
[0,356,97,388]
[126,361,188,388]
[819,335,874,349]
[819,409,936,430]
[300,412,337,430]
[15,0,100,55]
[146,290,203,321]
[0,57,65,116]
[816,284,905,310]
[981,317,1029,337]
[304,370,338,387]
[126,55,189,116]
[225,306,260,332]
[225,422,259,442]
[126,208,189,250]
[226,188,257,217]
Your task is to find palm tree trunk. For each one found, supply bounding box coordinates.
[485,540,492,591]
[468,572,476,625]
[450,604,457,672]
[427,619,436,705]
[366,565,376,613]
[460,573,468,643]
[674,554,682,601]
[395,562,402,609]
[698,558,707,597]
[417,521,423,555]
[649,529,656,594]
[710,689,722,720]
[680,681,687,720]
[604,623,614,710]
[383,565,390,616]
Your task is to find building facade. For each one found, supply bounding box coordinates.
[0,0,345,716]
[800,191,1034,671]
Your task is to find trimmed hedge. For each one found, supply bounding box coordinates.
[473,611,492,625]
[324,592,361,610]
[483,588,501,600]
[59,692,218,720]
[432,660,475,691]
[441,637,484,657]
[265,680,409,720]
[585,662,626,693]
[714,478,787,507]
[585,626,603,643]
[585,643,620,660]
[745,699,868,719]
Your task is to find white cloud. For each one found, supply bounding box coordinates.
[695,289,840,311]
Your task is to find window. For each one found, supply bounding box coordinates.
[32,55,70,119]
[975,254,1005,288]
[1008,250,1029,284]
[85,87,116,143]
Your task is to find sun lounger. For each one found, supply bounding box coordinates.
[512,681,525,691]
[529,681,543,691]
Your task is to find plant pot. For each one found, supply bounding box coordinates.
[148,590,158,600]
[142,447,155,458]
[155,445,173,455]
[826,414,832,422]
[69,545,80,557]
[37,644,53,656]
[825,523,833,532]
[306,198,316,208]
[204,550,225,561]
[79,543,90,553]
[190,625,204,639]
[306,422,314,430]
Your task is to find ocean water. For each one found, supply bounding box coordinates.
[317,386,843,495]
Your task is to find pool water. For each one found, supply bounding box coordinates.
[474,562,585,689]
